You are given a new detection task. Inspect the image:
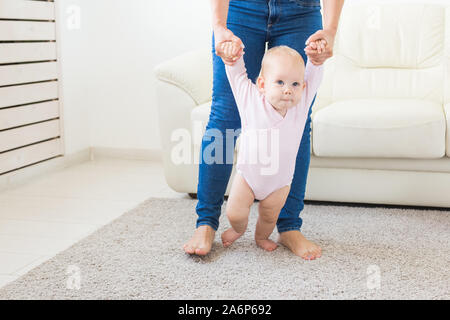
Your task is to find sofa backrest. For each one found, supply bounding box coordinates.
[445,6,450,105]
[314,3,447,114]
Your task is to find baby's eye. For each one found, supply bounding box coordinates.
[276,80,284,85]
[292,82,300,87]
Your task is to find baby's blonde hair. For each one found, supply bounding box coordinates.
[259,45,305,77]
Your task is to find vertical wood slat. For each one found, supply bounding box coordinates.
[0,21,56,41]
[0,0,64,176]
[0,81,58,109]
[0,0,55,20]
[0,62,58,86]
[0,139,62,175]
[0,119,60,153]
[0,101,59,130]
[54,0,66,159]
[0,43,57,64]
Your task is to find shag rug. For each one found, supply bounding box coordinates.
[0,197,449,300]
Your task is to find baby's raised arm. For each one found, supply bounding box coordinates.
[222,41,259,115]
[303,42,325,109]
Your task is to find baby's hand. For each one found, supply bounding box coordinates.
[307,39,327,55]
[216,40,244,62]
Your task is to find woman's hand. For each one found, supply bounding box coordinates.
[214,26,244,66]
[217,40,244,63]
[304,29,336,65]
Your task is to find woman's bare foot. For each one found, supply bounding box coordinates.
[183,225,216,256]
[255,239,278,252]
[221,228,244,247]
[278,230,322,260]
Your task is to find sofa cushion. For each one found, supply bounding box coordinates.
[313,4,445,115]
[312,99,446,158]
[337,4,444,69]
[445,103,450,157]
[191,102,243,153]
[191,102,211,149]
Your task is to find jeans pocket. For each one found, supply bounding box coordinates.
[289,0,321,8]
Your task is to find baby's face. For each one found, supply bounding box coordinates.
[258,55,306,112]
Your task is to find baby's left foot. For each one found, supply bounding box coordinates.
[255,239,278,252]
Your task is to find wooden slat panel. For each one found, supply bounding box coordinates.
[0,21,55,41]
[0,119,60,153]
[0,81,58,109]
[0,43,57,64]
[0,101,59,130]
[0,139,61,175]
[0,62,57,86]
[0,0,55,20]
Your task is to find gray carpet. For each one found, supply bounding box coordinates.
[0,197,449,300]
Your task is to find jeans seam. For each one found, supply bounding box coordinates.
[197,221,219,231]
[289,0,321,8]
[277,226,301,233]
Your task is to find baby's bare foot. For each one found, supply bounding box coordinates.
[255,239,278,252]
[221,228,244,247]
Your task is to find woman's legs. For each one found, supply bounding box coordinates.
[186,0,325,259]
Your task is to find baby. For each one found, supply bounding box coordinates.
[217,40,325,252]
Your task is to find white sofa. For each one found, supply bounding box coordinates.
[155,3,450,208]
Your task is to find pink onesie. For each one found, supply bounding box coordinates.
[225,55,323,200]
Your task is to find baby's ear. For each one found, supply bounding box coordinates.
[256,76,265,92]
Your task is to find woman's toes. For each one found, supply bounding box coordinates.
[316,248,322,258]
[302,250,315,260]
[183,244,195,254]
[195,247,207,256]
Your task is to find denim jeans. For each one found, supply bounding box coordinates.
[195,0,323,233]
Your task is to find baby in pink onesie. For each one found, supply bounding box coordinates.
[218,40,324,252]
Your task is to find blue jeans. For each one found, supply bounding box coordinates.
[196,0,323,233]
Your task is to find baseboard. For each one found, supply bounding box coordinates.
[0,147,164,193]
[0,148,90,193]
[90,147,162,162]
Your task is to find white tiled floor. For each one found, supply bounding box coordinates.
[0,157,189,289]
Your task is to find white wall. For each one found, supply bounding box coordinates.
[56,0,211,155]
[57,0,449,156]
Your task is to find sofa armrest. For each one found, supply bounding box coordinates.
[154,48,212,192]
[154,48,212,106]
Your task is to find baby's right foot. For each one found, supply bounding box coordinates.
[255,239,278,252]
[221,228,244,247]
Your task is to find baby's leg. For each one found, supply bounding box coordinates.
[255,185,290,251]
[221,172,255,247]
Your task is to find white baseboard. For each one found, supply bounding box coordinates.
[90,147,162,162]
[0,148,90,193]
[0,147,164,193]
